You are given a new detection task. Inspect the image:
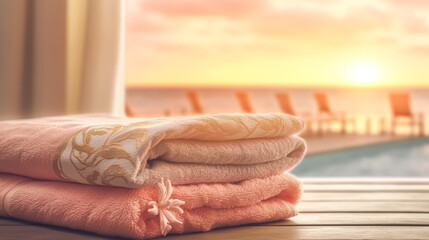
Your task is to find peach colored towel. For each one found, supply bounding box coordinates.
[0,113,305,188]
[0,173,302,239]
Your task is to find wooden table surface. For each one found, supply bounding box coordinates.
[1,179,429,240]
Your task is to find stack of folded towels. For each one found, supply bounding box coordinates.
[0,113,306,239]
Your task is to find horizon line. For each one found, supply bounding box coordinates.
[125,84,429,89]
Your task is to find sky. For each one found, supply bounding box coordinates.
[126,0,429,88]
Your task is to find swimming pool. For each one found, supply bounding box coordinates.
[291,137,429,177]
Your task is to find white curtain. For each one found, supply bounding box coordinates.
[0,0,125,120]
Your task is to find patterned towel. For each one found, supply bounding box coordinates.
[0,113,305,188]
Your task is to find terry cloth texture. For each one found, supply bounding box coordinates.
[0,113,305,188]
[0,173,302,239]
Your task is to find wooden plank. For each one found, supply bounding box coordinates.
[0,217,26,226]
[303,184,429,192]
[298,201,429,213]
[302,192,429,201]
[2,222,429,240]
[0,225,114,240]
[4,213,428,229]
[160,226,429,240]
[302,178,429,184]
[266,213,429,226]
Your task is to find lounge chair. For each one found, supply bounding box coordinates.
[314,92,356,134]
[275,93,297,116]
[125,101,171,117]
[187,91,204,114]
[276,92,316,135]
[389,93,424,135]
[236,91,254,113]
[125,101,136,117]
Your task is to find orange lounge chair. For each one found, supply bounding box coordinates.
[276,92,315,134]
[125,100,171,117]
[187,91,204,114]
[314,92,356,134]
[389,93,424,135]
[276,93,297,116]
[125,101,136,117]
[236,91,254,113]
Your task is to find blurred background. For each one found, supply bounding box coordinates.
[126,0,429,120]
[125,0,429,177]
[0,0,428,177]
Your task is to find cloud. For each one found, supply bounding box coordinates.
[127,15,169,34]
[385,0,429,8]
[127,0,429,55]
[408,45,429,56]
[250,6,391,46]
[402,17,429,34]
[141,0,267,19]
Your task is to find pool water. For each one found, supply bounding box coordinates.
[291,137,429,177]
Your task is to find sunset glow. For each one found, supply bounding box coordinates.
[348,63,380,85]
[126,0,429,88]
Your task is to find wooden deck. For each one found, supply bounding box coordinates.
[1,179,429,239]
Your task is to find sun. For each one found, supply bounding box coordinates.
[347,63,380,84]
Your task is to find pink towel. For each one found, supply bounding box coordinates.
[0,173,301,239]
[0,113,305,188]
